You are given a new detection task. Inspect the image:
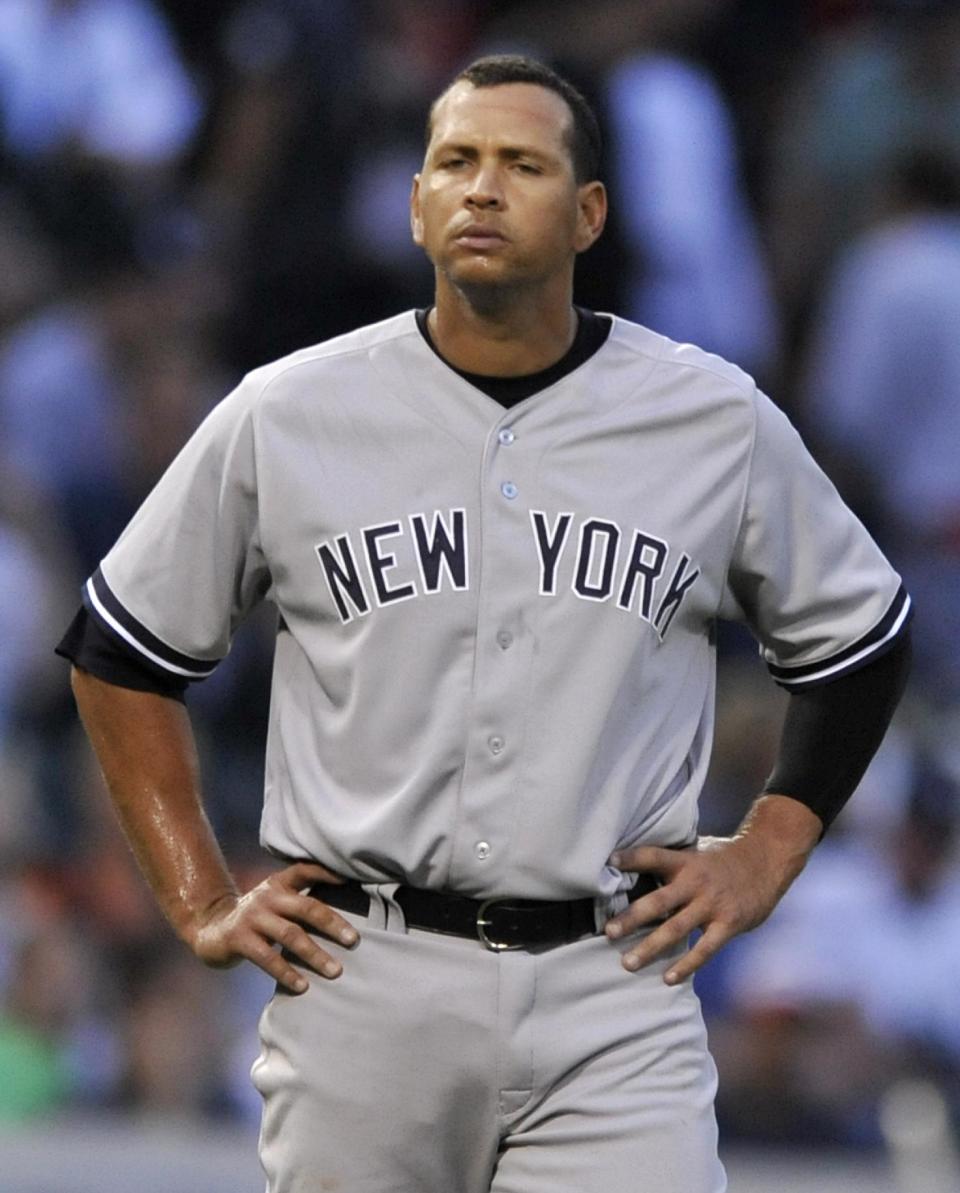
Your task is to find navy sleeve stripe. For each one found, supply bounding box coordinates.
[83,568,220,679]
[767,585,912,690]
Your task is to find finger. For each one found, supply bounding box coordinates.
[268,914,346,980]
[261,887,360,947]
[661,922,730,985]
[248,886,361,949]
[609,845,689,877]
[620,903,705,972]
[296,893,360,948]
[238,912,345,983]
[276,861,347,890]
[242,932,314,993]
[605,884,685,938]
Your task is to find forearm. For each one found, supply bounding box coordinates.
[71,667,237,943]
[71,666,359,989]
[763,632,912,833]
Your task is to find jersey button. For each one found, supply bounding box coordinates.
[488,735,505,755]
[496,630,513,650]
[498,427,515,445]
[475,841,492,860]
[501,481,518,499]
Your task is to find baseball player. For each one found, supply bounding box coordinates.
[60,55,912,1192]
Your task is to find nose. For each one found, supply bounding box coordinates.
[465,163,504,210]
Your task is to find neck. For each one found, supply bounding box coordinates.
[429,274,577,377]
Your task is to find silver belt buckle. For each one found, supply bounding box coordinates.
[476,897,525,952]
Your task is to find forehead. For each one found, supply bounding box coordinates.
[429,81,573,155]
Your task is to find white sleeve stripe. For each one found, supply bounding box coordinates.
[84,579,215,680]
[772,593,912,689]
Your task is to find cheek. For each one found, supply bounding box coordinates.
[412,213,437,260]
[416,191,452,253]
[523,198,580,255]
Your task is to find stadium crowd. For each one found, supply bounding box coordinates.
[0,0,958,1150]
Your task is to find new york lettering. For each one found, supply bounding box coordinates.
[316,509,469,622]
[528,511,700,636]
[315,507,699,636]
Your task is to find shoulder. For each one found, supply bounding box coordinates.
[239,311,420,408]
[169,312,419,452]
[603,314,759,418]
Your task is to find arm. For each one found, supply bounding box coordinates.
[70,667,359,991]
[606,632,911,983]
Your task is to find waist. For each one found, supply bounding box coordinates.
[308,874,659,953]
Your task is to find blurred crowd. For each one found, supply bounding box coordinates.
[1,0,958,1151]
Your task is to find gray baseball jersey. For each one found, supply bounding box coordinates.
[84,311,910,900]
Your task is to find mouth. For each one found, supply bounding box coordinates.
[453,225,508,250]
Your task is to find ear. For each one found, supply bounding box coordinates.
[573,180,607,254]
[410,174,424,247]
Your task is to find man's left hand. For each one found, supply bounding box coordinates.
[604,794,822,984]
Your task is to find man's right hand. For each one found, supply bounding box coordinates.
[187,862,361,993]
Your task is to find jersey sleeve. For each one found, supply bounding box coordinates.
[720,389,912,690]
[82,375,271,682]
[56,605,189,700]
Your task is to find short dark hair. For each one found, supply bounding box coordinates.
[427,55,602,184]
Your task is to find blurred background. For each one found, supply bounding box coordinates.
[1,0,958,1189]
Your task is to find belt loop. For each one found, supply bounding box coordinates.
[362,882,401,932]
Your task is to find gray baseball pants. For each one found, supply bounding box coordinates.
[252,883,726,1192]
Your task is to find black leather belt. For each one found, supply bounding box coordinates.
[308,874,659,952]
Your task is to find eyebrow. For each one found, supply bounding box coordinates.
[431,141,559,166]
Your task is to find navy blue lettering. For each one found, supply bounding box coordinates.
[410,509,468,592]
[531,511,573,595]
[617,532,667,620]
[363,522,416,605]
[574,519,620,601]
[316,535,370,623]
[654,554,701,636]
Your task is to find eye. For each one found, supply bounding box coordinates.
[514,162,542,175]
[440,157,468,169]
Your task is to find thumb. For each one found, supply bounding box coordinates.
[276,861,347,890]
[610,845,688,877]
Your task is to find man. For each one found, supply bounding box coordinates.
[61,56,911,1192]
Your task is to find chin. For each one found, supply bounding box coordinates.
[445,257,523,293]
[456,273,520,307]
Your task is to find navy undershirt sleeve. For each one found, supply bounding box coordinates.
[56,606,188,702]
[763,628,912,834]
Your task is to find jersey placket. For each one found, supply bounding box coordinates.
[446,416,538,893]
